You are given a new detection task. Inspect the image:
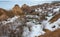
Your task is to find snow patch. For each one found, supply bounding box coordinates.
[44,18,60,31]
[1,16,20,24]
[23,21,45,37]
[53,8,60,12]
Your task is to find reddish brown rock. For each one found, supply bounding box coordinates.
[21,4,32,14]
[0,8,9,21]
[12,4,24,15]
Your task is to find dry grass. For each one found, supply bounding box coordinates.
[39,29,60,37]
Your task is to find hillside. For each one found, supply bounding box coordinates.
[0,2,60,37]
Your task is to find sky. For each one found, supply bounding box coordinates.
[0,0,60,9]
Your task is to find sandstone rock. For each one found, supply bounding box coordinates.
[12,4,24,15]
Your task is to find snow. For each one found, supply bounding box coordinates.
[1,16,20,24]
[45,15,53,21]
[35,8,42,12]
[41,12,60,31]
[51,18,60,29]
[48,13,53,16]
[44,18,60,31]
[30,25,45,37]
[47,8,53,10]
[26,21,35,27]
[1,7,60,37]
[42,20,58,31]
[24,12,60,37]
[23,21,45,37]
[26,15,39,18]
[0,3,60,37]
[53,8,60,12]
[22,26,30,37]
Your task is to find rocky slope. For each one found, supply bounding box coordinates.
[0,2,60,37]
[0,8,9,21]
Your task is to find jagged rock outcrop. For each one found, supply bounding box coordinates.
[12,4,24,15]
[21,4,32,14]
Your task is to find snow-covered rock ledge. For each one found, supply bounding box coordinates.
[1,16,20,25]
[22,21,45,37]
[43,18,60,31]
[22,18,60,37]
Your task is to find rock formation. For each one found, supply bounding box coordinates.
[12,4,24,15]
[21,4,32,14]
[0,8,8,21]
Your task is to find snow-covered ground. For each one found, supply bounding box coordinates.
[22,17,60,37]
[22,21,45,37]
